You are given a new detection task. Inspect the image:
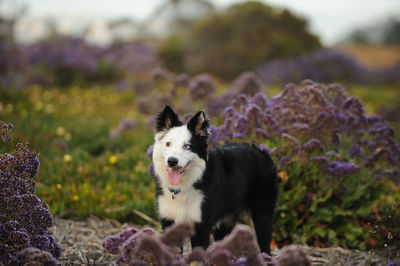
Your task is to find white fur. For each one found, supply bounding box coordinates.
[158,186,204,223]
[153,125,206,223]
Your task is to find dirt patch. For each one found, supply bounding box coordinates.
[51,217,398,265]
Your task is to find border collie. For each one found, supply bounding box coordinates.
[151,105,278,254]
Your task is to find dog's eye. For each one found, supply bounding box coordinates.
[166,142,171,147]
[183,144,191,150]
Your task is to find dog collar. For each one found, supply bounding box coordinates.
[168,188,181,199]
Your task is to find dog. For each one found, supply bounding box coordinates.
[151,105,278,254]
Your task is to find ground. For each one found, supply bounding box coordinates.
[51,217,399,265]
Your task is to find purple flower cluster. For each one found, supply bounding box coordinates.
[104,223,310,266]
[188,73,216,100]
[0,121,61,265]
[209,80,399,181]
[256,49,400,85]
[0,39,160,88]
[103,222,192,265]
[109,118,139,141]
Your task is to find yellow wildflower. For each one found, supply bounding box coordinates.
[56,127,66,136]
[109,155,118,165]
[63,154,72,163]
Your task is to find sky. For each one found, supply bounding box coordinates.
[2,0,400,45]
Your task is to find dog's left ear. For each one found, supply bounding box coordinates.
[187,110,210,137]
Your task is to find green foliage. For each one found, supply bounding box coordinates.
[0,86,156,222]
[157,35,185,73]
[274,159,393,249]
[161,1,321,79]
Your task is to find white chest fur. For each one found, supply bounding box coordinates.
[158,188,204,224]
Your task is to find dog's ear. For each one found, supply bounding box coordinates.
[156,105,182,132]
[187,110,210,137]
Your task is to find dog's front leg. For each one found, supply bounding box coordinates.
[191,223,210,249]
[161,218,174,230]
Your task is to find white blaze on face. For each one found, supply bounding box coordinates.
[153,125,206,191]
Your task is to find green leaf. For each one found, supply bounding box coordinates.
[310,189,333,212]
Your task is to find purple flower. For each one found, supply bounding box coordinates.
[251,92,269,109]
[150,67,169,82]
[255,128,270,139]
[302,139,324,153]
[173,73,189,87]
[365,148,397,167]
[258,145,273,155]
[232,72,262,96]
[349,145,363,158]
[146,145,154,159]
[324,161,361,177]
[279,156,291,169]
[189,73,216,99]
[311,156,329,167]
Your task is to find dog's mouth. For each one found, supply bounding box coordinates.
[166,162,190,186]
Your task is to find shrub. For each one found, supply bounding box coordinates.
[178,1,321,79]
[256,49,370,85]
[0,121,61,265]
[0,39,161,89]
[157,35,185,73]
[207,80,399,249]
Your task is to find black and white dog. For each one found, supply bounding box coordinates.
[152,105,278,254]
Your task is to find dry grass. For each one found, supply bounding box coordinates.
[335,44,400,69]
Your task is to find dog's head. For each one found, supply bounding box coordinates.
[152,106,210,190]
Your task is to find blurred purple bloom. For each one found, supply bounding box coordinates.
[232,72,263,96]
[302,139,324,153]
[173,73,189,87]
[324,161,361,177]
[349,145,363,158]
[150,67,169,82]
[279,156,291,169]
[311,156,329,167]
[189,73,216,99]
[146,145,154,159]
[251,92,269,109]
[255,128,270,139]
[365,148,397,167]
[258,145,273,156]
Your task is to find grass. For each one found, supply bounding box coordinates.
[335,44,400,69]
[0,85,155,222]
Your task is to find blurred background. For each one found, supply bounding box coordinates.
[0,0,399,251]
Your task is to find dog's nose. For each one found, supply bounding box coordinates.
[167,157,178,167]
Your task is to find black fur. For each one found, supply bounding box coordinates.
[153,107,279,254]
[156,105,182,132]
[191,144,278,254]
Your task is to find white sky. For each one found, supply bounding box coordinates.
[2,0,400,45]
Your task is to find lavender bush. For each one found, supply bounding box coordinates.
[0,39,160,89]
[256,49,400,85]
[0,121,61,265]
[208,80,399,249]
[104,222,310,266]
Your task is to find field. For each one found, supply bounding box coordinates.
[1,38,400,264]
[1,77,399,232]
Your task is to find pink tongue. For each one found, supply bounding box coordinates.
[167,168,181,185]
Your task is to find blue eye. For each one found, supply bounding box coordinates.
[183,144,191,150]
